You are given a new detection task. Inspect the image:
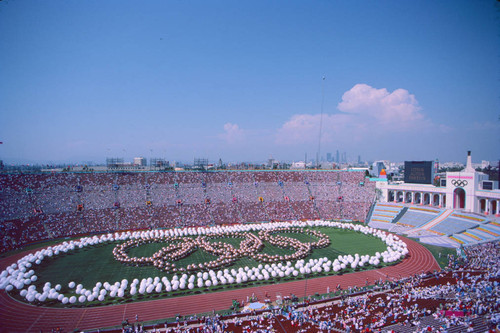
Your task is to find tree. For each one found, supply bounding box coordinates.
[479,165,499,181]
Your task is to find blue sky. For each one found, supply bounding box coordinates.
[0,0,498,165]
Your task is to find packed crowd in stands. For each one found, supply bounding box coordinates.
[119,241,499,333]
[0,171,375,253]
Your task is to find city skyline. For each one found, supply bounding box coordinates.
[1,1,499,165]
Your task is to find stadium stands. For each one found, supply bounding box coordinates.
[0,170,375,253]
[368,204,500,248]
[368,203,405,224]
[396,208,442,228]
[430,217,479,235]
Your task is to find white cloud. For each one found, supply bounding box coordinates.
[219,122,245,144]
[338,84,423,126]
[276,84,431,146]
[275,113,355,145]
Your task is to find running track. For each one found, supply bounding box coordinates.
[0,237,440,333]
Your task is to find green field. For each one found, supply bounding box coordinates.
[419,242,456,269]
[10,226,392,307]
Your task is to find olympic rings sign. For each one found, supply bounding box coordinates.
[451,179,468,187]
[113,228,330,273]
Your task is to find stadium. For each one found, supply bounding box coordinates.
[0,152,499,333]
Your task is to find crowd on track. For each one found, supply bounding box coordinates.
[0,171,374,253]
[117,241,499,333]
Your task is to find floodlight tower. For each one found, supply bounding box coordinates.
[317,76,325,169]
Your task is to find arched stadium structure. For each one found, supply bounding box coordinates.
[369,152,500,248]
[377,152,500,217]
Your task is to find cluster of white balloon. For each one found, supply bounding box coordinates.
[0,220,408,305]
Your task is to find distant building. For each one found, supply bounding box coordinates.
[319,162,335,169]
[291,161,306,169]
[106,158,125,169]
[133,157,147,166]
[194,158,208,170]
[150,158,169,169]
[482,160,491,169]
[370,161,386,177]
[267,158,279,169]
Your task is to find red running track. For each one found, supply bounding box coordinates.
[0,236,440,333]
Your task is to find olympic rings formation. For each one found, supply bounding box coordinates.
[113,227,330,273]
[451,179,468,187]
[254,228,330,263]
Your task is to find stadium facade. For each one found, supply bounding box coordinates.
[376,152,500,217]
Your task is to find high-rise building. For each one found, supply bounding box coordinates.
[336,150,339,163]
[371,161,386,177]
[326,153,332,162]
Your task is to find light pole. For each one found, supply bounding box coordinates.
[150,149,153,171]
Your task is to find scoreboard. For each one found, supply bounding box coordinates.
[404,161,433,184]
